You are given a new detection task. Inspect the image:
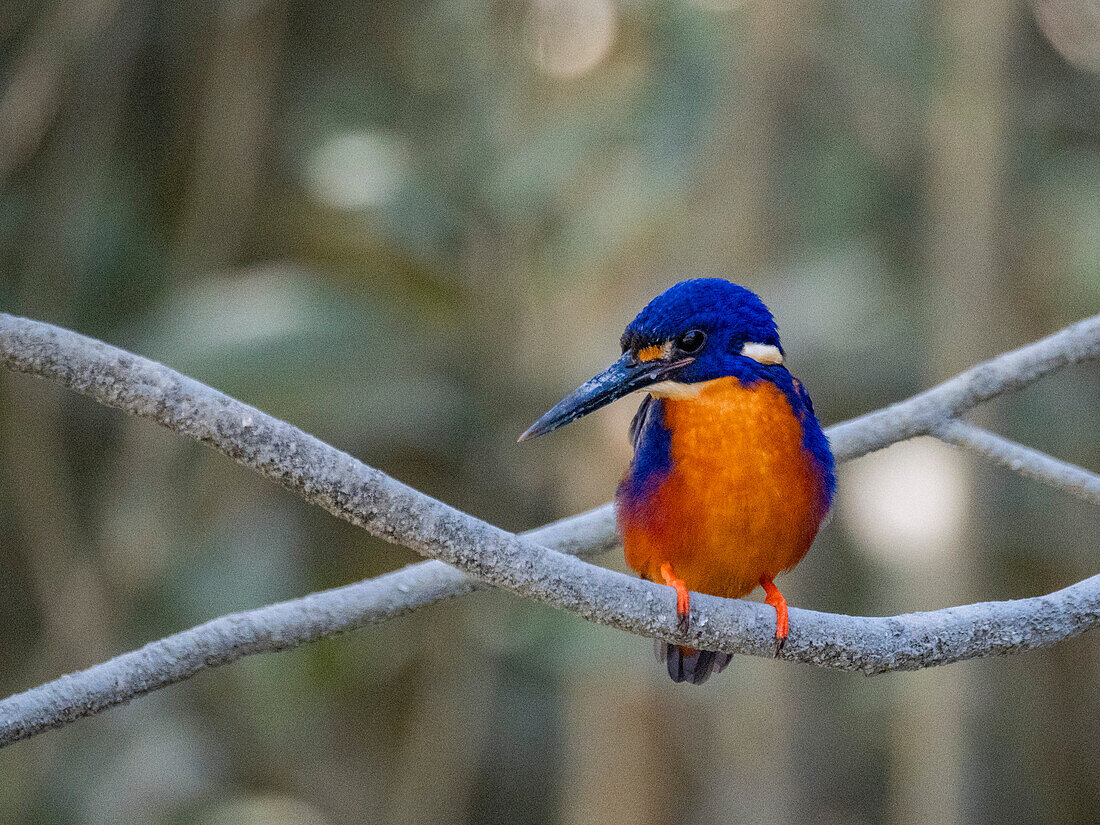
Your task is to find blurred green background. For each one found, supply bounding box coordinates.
[1,0,1099,823]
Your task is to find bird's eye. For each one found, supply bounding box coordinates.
[677,330,706,353]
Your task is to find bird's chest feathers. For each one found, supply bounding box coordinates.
[617,376,827,593]
[628,376,814,498]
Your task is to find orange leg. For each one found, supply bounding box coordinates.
[758,575,789,657]
[660,563,691,628]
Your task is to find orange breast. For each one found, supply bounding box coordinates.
[617,377,828,599]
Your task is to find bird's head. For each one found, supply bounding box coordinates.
[519,278,787,441]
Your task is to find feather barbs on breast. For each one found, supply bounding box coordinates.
[616,376,829,600]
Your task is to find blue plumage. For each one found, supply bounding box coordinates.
[621,279,782,354]
[619,279,835,511]
[520,277,837,684]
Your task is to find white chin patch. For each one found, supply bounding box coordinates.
[740,342,783,365]
[644,381,705,399]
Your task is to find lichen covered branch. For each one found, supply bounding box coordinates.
[0,312,1097,748]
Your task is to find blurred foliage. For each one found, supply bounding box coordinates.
[0,1,1098,823]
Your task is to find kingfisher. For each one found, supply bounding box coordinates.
[519,279,835,684]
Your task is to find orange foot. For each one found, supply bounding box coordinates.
[660,563,690,629]
[758,575,789,657]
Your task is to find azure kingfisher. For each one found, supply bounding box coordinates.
[519,279,835,684]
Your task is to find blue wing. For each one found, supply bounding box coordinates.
[628,393,658,450]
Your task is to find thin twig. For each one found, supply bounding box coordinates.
[827,315,1100,459]
[0,312,1097,748]
[933,420,1100,505]
[0,513,615,748]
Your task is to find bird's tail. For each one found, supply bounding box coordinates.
[656,640,733,685]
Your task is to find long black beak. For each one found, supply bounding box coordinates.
[518,353,692,442]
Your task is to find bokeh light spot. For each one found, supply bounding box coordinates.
[839,438,972,568]
[306,130,410,210]
[529,0,617,78]
[1032,0,1100,72]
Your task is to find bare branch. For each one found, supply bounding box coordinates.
[0,510,617,747]
[826,315,1100,459]
[0,562,1093,748]
[0,312,1097,747]
[933,420,1100,505]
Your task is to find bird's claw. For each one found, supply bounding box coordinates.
[661,563,692,633]
[759,575,789,659]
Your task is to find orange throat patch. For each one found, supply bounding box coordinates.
[617,377,828,600]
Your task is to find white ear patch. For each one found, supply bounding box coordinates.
[740,342,783,365]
